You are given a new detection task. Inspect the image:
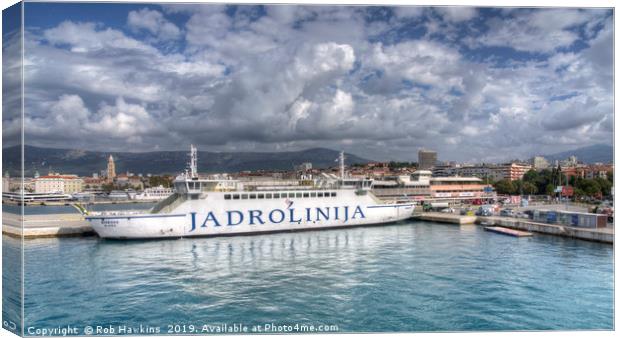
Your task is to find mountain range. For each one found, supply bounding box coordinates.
[2,145,372,177]
[543,144,613,164]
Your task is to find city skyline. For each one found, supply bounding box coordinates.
[2,4,613,163]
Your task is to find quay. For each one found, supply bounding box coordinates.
[2,212,93,238]
[416,212,477,224]
[484,226,532,237]
[415,212,613,244]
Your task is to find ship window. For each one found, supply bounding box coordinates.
[289,193,295,198]
[258,193,265,199]
[303,192,309,198]
[250,194,256,199]
[317,192,323,197]
[311,192,316,197]
[224,194,231,200]
[266,193,272,199]
[233,194,240,200]
[331,192,337,197]
[273,193,280,198]
[241,194,248,199]
[296,192,302,198]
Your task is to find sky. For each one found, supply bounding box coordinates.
[2,3,614,162]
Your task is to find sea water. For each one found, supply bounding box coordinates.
[6,221,614,334]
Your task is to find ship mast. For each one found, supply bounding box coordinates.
[189,144,198,178]
[340,151,345,179]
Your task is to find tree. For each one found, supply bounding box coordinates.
[149,175,173,188]
[521,182,538,195]
[577,179,601,197]
[594,177,612,196]
[523,169,539,183]
[494,179,516,195]
[545,184,556,196]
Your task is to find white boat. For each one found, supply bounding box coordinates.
[108,190,129,200]
[134,185,174,200]
[86,146,414,239]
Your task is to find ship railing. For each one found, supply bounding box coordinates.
[88,210,147,216]
[150,193,187,214]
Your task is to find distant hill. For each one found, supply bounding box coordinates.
[544,144,613,164]
[2,145,372,176]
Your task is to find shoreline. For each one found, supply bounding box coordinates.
[2,211,614,244]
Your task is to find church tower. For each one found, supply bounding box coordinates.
[107,155,116,180]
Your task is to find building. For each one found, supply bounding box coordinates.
[2,172,9,193]
[560,156,578,168]
[34,174,84,194]
[295,162,313,171]
[494,163,532,181]
[531,156,550,170]
[429,176,495,201]
[83,177,105,189]
[107,155,116,180]
[418,149,437,170]
[585,164,613,179]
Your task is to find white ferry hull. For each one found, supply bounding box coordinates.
[86,195,414,239]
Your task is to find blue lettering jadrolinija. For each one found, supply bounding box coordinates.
[189,206,366,232]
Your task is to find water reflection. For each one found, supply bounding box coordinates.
[17,221,613,332]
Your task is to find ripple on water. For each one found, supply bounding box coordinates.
[17,221,613,332]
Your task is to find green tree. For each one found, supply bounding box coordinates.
[577,179,601,197]
[148,175,173,188]
[494,179,516,195]
[545,184,556,196]
[594,177,612,196]
[521,181,538,195]
[522,169,539,183]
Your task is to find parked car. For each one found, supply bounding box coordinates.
[500,209,515,217]
[515,212,530,219]
[476,207,493,216]
[441,208,455,213]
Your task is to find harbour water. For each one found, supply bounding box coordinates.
[8,221,614,333]
[3,202,156,215]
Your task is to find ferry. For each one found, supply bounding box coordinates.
[134,185,174,201]
[85,145,415,239]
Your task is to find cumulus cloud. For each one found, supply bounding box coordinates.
[435,7,477,22]
[477,8,608,53]
[16,4,613,162]
[127,7,181,41]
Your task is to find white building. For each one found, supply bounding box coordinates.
[34,174,84,194]
[531,156,550,170]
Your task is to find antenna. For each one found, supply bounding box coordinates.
[340,151,345,179]
[189,144,198,178]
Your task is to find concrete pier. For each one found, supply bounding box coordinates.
[414,212,613,244]
[484,226,532,237]
[416,212,477,224]
[480,216,613,244]
[2,213,93,238]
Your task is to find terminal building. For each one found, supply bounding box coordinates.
[371,170,495,203]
